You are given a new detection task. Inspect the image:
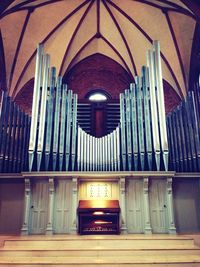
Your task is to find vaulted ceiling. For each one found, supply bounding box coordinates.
[0,0,198,101]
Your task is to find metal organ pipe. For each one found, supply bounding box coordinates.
[2,41,199,173]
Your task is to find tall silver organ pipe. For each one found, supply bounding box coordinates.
[1,41,199,173]
[29,44,43,171]
[0,91,30,173]
[28,44,78,171]
[167,91,200,172]
[119,41,169,171]
[28,41,170,172]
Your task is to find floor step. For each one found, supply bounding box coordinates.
[2,239,196,250]
[0,255,200,265]
[0,249,200,257]
[0,234,200,266]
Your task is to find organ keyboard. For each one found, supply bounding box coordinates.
[78,200,120,234]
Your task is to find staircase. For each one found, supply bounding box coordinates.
[0,234,200,266]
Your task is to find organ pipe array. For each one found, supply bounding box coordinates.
[119,42,168,171]
[28,44,78,171]
[0,91,30,173]
[1,41,199,173]
[77,126,121,171]
[77,41,168,171]
[167,91,200,172]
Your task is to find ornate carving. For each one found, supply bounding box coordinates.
[120,177,126,194]
[167,178,173,194]
[72,178,78,194]
[48,178,54,193]
[143,177,149,194]
[24,178,31,193]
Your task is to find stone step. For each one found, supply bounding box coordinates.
[2,238,195,250]
[0,255,200,265]
[0,248,200,257]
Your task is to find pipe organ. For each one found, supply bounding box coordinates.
[0,91,30,173]
[28,45,78,172]
[0,41,199,173]
[77,41,168,171]
[77,126,121,171]
[167,91,200,172]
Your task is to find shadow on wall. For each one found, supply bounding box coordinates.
[173,178,200,233]
[0,180,24,234]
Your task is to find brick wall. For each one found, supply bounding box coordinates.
[15,54,181,114]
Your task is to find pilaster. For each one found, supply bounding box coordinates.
[71,177,78,234]
[143,177,152,234]
[166,178,176,234]
[119,177,127,233]
[46,178,55,235]
[21,178,31,235]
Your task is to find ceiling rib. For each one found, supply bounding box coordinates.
[65,34,133,79]
[9,9,31,91]
[107,0,183,97]
[1,0,62,18]
[1,0,36,18]
[0,30,7,91]
[101,35,133,79]
[103,0,137,75]
[181,0,200,20]
[154,0,190,10]
[23,0,63,12]
[133,0,196,20]
[59,0,94,75]
[97,0,100,34]
[12,0,90,97]
[164,10,187,89]
[134,0,171,10]
[0,0,15,16]
[63,35,96,75]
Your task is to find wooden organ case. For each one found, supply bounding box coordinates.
[78,200,120,234]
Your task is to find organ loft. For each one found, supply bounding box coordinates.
[0,0,200,266]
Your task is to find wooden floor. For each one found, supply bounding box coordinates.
[0,234,200,266]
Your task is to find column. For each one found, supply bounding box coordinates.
[167,178,176,234]
[21,178,31,235]
[143,177,152,234]
[46,178,55,235]
[119,177,127,233]
[71,177,78,233]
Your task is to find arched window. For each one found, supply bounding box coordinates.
[86,89,110,102]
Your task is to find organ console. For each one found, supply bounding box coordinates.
[0,41,199,173]
[78,200,120,234]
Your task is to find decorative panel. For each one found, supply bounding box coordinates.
[149,179,168,233]
[53,179,72,234]
[79,181,119,200]
[126,179,144,233]
[29,180,49,234]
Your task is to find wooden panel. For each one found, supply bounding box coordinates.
[126,179,144,233]
[53,180,72,234]
[149,179,168,233]
[29,181,49,234]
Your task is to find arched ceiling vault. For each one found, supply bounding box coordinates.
[0,0,198,99]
